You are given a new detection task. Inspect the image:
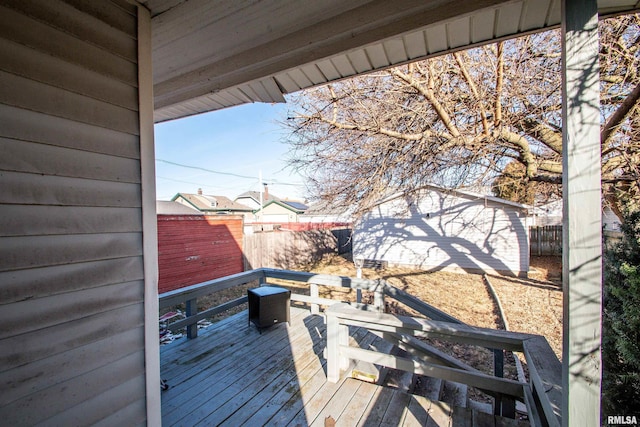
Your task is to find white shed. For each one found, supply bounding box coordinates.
[354,186,530,277]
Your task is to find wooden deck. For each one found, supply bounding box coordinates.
[160,306,517,426]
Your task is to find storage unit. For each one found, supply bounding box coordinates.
[353,185,530,277]
[248,286,291,332]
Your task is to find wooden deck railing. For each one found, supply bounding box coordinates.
[158,268,561,426]
[326,303,561,427]
[158,267,461,337]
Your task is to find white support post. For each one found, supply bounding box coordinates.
[339,322,350,371]
[374,290,385,313]
[561,1,602,425]
[137,5,162,426]
[326,311,340,383]
[326,307,351,383]
[310,283,319,315]
[356,265,363,304]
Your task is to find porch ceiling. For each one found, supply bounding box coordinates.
[142,0,640,123]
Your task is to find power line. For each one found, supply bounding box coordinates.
[156,159,255,179]
[156,158,304,187]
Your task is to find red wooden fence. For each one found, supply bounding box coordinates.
[157,215,244,293]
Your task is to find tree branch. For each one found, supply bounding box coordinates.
[601,81,640,146]
[520,118,563,155]
[390,68,461,138]
[493,129,537,178]
[454,51,489,136]
[495,41,504,127]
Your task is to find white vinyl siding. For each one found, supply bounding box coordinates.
[0,1,147,425]
[263,214,292,223]
[354,189,529,276]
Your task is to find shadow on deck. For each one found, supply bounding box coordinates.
[161,306,517,426]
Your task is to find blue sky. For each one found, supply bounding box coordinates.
[154,101,306,201]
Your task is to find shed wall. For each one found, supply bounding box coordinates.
[157,215,244,293]
[354,191,529,276]
[0,1,147,424]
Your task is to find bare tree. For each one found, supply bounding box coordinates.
[284,15,640,218]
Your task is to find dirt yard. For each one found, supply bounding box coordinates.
[298,253,563,360]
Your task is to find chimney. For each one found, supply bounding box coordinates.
[263,183,269,201]
[197,188,203,195]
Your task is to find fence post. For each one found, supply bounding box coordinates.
[186,298,198,339]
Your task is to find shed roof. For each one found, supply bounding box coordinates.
[373,184,531,211]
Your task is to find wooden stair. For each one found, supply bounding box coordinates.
[335,377,530,427]
[345,328,529,426]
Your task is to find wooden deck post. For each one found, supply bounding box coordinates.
[326,310,340,383]
[374,290,384,312]
[561,0,602,425]
[310,282,319,315]
[326,306,350,382]
[186,298,198,339]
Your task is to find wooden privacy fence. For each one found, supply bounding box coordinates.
[530,225,562,256]
[243,228,352,270]
[529,225,622,256]
[530,225,624,256]
[157,214,244,293]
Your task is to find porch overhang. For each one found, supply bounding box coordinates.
[142,0,639,123]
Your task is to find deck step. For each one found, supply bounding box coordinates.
[495,413,531,426]
[468,398,493,415]
[379,347,416,393]
[341,377,528,427]
[441,380,468,408]
[412,374,443,401]
[347,330,395,384]
[384,368,415,393]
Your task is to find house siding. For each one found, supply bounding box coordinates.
[259,203,299,222]
[0,1,147,425]
[354,190,529,276]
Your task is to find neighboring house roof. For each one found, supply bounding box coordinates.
[262,200,308,213]
[373,184,530,212]
[172,193,253,212]
[235,191,281,204]
[281,200,308,211]
[156,200,203,215]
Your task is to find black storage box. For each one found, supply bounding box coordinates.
[248,286,291,332]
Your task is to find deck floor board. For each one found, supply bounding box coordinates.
[160,305,482,426]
